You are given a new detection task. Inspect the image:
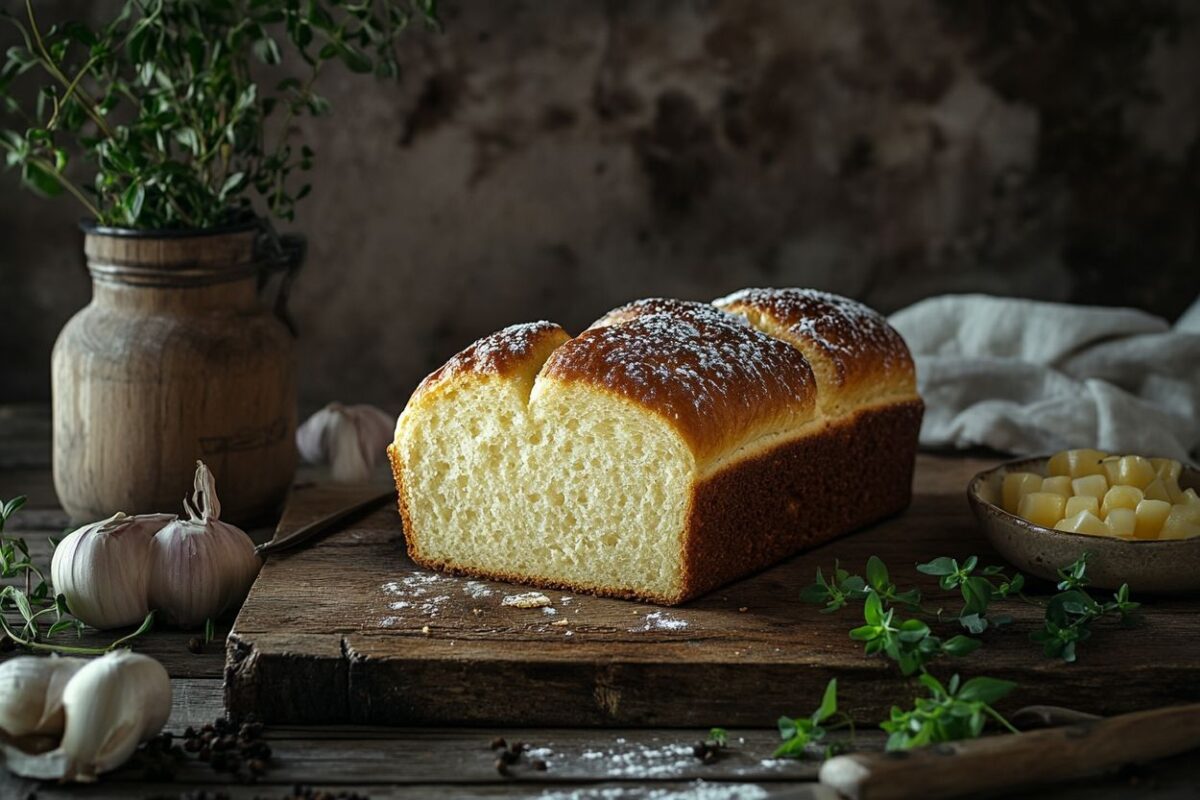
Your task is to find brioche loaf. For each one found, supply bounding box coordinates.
[388,288,923,605]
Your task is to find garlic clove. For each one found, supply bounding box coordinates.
[296,402,394,483]
[58,650,171,782]
[50,512,174,630]
[0,655,87,738]
[148,461,262,628]
[0,651,171,783]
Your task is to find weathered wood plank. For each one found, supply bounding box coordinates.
[227,455,1200,726]
[0,779,826,799]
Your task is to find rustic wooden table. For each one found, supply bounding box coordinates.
[1,405,1197,799]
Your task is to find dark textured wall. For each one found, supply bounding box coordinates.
[2,1,1198,408]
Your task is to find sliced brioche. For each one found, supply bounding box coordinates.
[390,289,922,604]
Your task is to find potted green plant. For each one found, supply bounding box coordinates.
[0,0,437,523]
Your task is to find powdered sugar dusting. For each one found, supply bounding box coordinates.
[544,306,816,449]
[715,287,911,380]
[632,611,689,632]
[417,320,564,394]
[463,581,494,599]
[381,573,460,619]
[538,784,767,800]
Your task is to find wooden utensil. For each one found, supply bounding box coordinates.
[254,488,395,556]
[819,703,1200,800]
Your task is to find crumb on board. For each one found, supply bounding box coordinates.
[502,592,553,609]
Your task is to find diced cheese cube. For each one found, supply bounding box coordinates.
[1065,495,1100,518]
[1116,455,1156,489]
[1018,492,1067,528]
[1182,488,1200,506]
[1105,507,1136,537]
[1134,499,1172,539]
[1150,458,1182,484]
[1055,510,1110,536]
[1002,472,1043,514]
[1101,456,1122,486]
[1160,505,1200,540]
[1047,451,1071,477]
[1067,449,1108,479]
[1039,476,1073,498]
[1071,474,1109,500]
[1143,478,1171,503]
[1166,479,1185,504]
[1101,485,1144,519]
[1169,502,1200,526]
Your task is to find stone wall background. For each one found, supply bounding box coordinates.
[2,0,1198,409]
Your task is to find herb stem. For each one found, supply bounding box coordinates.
[24,0,116,141]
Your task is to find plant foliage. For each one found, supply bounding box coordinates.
[0,0,438,229]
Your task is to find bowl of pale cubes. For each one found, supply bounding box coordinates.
[968,450,1200,592]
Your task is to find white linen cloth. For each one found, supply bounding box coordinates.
[889,294,1200,463]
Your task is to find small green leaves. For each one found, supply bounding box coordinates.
[1030,555,1140,662]
[1056,553,1092,591]
[0,0,440,228]
[799,561,868,613]
[813,677,838,725]
[708,727,727,748]
[21,160,63,197]
[881,672,1018,751]
[774,679,853,759]
[0,497,155,655]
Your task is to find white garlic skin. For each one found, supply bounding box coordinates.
[147,461,261,627]
[296,402,394,483]
[50,513,174,629]
[58,650,171,782]
[148,518,260,627]
[0,655,86,737]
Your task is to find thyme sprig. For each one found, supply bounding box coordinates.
[0,495,154,654]
[0,0,439,229]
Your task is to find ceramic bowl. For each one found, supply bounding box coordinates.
[967,456,1200,594]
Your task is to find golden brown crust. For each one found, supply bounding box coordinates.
[714,288,917,410]
[390,400,924,605]
[409,321,571,404]
[587,297,748,330]
[392,288,924,605]
[678,399,924,602]
[541,305,817,462]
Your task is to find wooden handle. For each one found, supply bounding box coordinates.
[819,703,1200,800]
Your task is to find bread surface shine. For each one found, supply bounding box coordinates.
[390,288,923,604]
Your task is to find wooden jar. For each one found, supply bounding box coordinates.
[52,222,299,524]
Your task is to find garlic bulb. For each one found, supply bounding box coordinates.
[58,650,171,781]
[0,651,170,783]
[0,655,85,737]
[51,512,175,629]
[148,461,261,627]
[296,402,394,483]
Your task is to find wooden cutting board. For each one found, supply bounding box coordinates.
[225,455,1200,726]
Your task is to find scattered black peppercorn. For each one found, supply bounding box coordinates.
[187,637,205,654]
[176,714,273,783]
[273,787,370,800]
[692,737,726,764]
[485,736,547,776]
